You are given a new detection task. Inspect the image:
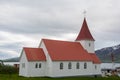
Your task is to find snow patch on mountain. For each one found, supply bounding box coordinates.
[112,44,120,50]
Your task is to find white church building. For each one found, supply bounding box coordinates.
[19,18,101,77]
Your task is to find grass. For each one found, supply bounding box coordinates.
[0,74,120,80]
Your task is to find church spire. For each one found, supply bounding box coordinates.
[76,18,95,41]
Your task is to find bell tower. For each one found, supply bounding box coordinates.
[76,18,95,53]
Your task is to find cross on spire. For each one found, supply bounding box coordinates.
[83,10,87,17]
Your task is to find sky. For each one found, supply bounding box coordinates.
[0,0,120,60]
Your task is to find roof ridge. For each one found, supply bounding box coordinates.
[23,47,42,49]
[42,38,74,43]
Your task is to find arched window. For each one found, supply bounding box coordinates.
[60,63,63,70]
[39,63,41,68]
[84,62,87,69]
[35,63,38,68]
[89,43,91,47]
[22,63,25,68]
[95,65,97,69]
[76,62,80,69]
[68,62,72,69]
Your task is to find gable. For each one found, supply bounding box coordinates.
[19,49,28,62]
[23,47,46,61]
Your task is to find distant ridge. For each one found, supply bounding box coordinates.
[3,57,20,62]
[95,44,120,63]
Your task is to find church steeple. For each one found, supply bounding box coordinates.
[76,17,95,53]
[76,18,95,41]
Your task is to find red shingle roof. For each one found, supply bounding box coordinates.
[22,39,100,64]
[89,53,101,64]
[42,39,100,63]
[76,18,95,41]
[24,47,46,61]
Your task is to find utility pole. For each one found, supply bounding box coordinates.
[111,52,115,70]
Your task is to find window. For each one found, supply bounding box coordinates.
[68,62,72,69]
[22,63,25,68]
[95,65,97,69]
[35,63,38,68]
[60,63,63,70]
[89,43,91,47]
[76,62,80,69]
[84,62,87,69]
[39,63,41,68]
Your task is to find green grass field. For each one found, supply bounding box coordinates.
[0,74,120,80]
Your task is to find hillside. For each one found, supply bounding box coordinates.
[3,57,20,62]
[95,44,120,63]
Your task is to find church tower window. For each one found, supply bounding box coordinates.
[95,65,97,69]
[89,43,91,47]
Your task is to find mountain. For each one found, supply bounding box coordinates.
[95,44,120,63]
[3,57,20,62]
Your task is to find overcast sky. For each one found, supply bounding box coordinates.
[0,0,120,59]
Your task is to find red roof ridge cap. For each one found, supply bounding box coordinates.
[42,38,75,43]
[23,47,42,49]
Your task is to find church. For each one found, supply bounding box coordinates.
[19,17,101,77]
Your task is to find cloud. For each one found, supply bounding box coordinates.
[0,49,19,60]
[0,0,120,59]
[0,31,40,59]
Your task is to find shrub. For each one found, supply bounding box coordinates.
[0,65,18,74]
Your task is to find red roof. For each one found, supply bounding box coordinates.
[89,53,101,64]
[76,18,95,41]
[24,47,46,61]
[42,39,100,63]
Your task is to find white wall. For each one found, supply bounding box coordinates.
[38,40,101,77]
[19,50,46,77]
[19,50,28,77]
[27,61,46,77]
[39,40,53,76]
[79,40,95,53]
[49,61,101,77]
[93,64,101,75]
